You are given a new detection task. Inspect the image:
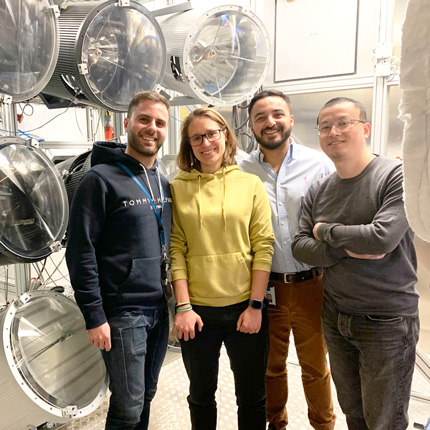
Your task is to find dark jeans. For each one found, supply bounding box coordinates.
[321,299,419,430]
[180,300,269,430]
[102,305,169,430]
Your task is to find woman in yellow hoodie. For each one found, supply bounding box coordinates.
[170,108,274,430]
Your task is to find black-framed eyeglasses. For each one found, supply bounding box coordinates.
[316,118,365,136]
[188,128,226,147]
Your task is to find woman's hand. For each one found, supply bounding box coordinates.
[172,310,204,341]
[236,307,262,334]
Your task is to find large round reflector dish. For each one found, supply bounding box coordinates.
[0,137,68,265]
[158,5,271,106]
[0,0,59,101]
[0,290,108,430]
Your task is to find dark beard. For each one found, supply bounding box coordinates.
[127,131,162,157]
[254,128,291,150]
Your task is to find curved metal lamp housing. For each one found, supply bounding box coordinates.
[41,0,167,112]
[158,5,271,107]
[0,136,68,265]
[0,0,60,102]
[0,290,108,430]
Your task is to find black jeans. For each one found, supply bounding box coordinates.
[180,300,269,430]
[322,299,419,430]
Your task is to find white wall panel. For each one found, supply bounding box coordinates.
[274,0,358,82]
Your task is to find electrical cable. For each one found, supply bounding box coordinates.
[32,253,69,289]
[18,102,34,117]
[20,101,74,133]
[74,107,86,139]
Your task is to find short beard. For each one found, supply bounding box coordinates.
[128,131,163,157]
[254,128,291,151]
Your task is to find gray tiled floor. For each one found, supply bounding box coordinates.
[56,338,430,430]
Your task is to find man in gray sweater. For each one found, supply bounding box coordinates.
[292,97,419,430]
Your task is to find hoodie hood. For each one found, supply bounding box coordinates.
[91,141,159,171]
[173,165,239,229]
[174,164,239,181]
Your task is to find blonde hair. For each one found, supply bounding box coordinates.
[176,108,237,172]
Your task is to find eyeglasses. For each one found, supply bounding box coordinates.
[188,128,226,147]
[316,118,365,136]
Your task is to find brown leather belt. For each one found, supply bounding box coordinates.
[270,267,323,284]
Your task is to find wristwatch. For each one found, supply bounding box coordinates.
[249,299,264,310]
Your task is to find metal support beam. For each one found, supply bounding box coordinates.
[168,95,205,106]
[162,105,180,177]
[151,1,193,17]
[39,141,94,151]
[0,97,17,135]
[113,112,125,139]
[370,0,395,155]
[14,264,31,297]
[86,107,95,142]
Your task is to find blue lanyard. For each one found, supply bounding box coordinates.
[117,162,166,248]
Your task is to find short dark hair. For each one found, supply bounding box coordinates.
[176,108,237,172]
[248,89,292,119]
[127,91,170,118]
[317,97,367,124]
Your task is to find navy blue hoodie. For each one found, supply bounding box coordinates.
[66,141,172,329]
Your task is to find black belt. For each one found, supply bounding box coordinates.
[270,267,323,284]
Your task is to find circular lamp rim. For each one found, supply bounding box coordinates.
[0,0,60,102]
[182,5,271,106]
[73,0,167,112]
[1,290,108,420]
[0,136,69,263]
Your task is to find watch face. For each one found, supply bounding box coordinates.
[250,299,263,310]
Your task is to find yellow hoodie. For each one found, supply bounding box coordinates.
[170,165,274,307]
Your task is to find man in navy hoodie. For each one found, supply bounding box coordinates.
[66,91,172,430]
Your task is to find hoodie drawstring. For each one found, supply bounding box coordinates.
[195,169,227,229]
[198,175,203,229]
[222,168,227,230]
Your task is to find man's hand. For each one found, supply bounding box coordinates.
[345,249,386,260]
[313,222,326,241]
[236,307,262,334]
[172,310,204,341]
[87,322,111,351]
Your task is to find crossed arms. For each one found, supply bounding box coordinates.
[291,164,410,266]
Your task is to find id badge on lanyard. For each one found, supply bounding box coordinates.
[117,162,172,301]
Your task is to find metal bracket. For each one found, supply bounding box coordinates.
[78,63,88,74]
[375,61,393,78]
[118,0,130,6]
[49,5,61,18]
[61,169,71,179]
[28,138,40,149]
[62,405,78,418]
[0,94,12,105]
[19,293,32,305]
[50,241,63,253]
[374,42,395,78]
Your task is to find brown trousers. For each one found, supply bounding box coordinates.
[266,275,336,430]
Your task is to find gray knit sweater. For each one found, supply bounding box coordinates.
[292,155,418,317]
